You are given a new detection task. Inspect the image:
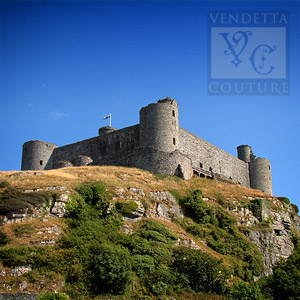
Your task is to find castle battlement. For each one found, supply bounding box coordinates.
[21,98,273,195]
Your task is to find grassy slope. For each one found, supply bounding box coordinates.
[0,166,271,199]
[0,166,283,297]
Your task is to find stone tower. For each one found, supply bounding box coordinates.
[21,140,57,170]
[237,144,252,163]
[237,145,273,195]
[249,157,273,195]
[139,97,179,152]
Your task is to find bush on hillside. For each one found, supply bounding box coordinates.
[37,292,69,300]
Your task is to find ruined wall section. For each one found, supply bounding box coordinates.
[178,128,250,187]
[52,125,140,167]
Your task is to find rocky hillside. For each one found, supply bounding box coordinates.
[0,166,299,299]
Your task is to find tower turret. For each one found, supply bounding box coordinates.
[250,157,273,195]
[237,145,253,163]
[139,97,179,153]
[237,145,273,195]
[21,140,57,170]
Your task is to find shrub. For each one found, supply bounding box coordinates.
[137,220,178,244]
[65,194,87,219]
[179,190,213,224]
[248,199,263,222]
[227,280,264,300]
[37,292,69,300]
[146,264,175,296]
[0,180,10,189]
[186,223,211,239]
[88,243,132,295]
[278,197,290,205]
[172,247,228,294]
[75,182,111,216]
[132,254,155,276]
[0,228,10,246]
[116,201,138,215]
[291,203,299,214]
[0,246,33,266]
[269,246,300,300]
[13,224,36,237]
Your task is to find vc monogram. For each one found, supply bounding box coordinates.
[219,30,277,75]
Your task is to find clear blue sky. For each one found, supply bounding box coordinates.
[1,0,299,208]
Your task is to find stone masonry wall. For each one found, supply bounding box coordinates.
[120,147,193,179]
[178,128,250,186]
[0,294,38,300]
[52,125,139,167]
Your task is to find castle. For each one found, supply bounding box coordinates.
[21,98,273,195]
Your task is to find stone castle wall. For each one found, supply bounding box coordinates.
[0,294,38,300]
[52,125,139,167]
[120,148,193,179]
[178,128,250,187]
[21,98,273,195]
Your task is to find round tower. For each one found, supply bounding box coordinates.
[237,145,252,163]
[249,157,273,195]
[139,97,179,153]
[98,126,118,135]
[21,140,57,170]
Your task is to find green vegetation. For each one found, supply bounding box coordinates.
[291,203,299,214]
[0,180,10,189]
[37,292,69,300]
[227,280,264,300]
[227,245,300,300]
[176,190,264,280]
[13,223,36,237]
[267,245,300,299]
[248,199,263,222]
[115,200,138,215]
[0,183,52,215]
[0,228,10,245]
[278,196,290,205]
[0,181,299,299]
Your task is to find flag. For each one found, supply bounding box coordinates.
[103,114,111,120]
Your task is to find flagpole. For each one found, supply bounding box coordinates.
[110,113,111,127]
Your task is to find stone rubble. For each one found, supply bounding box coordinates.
[10,265,32,277]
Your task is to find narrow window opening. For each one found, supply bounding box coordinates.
[40,160,43,166]
[172,110,175,117]
[268,165,270,170]
[209,167,213,172]
[200,162,203,168]
[173,138,176,145]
